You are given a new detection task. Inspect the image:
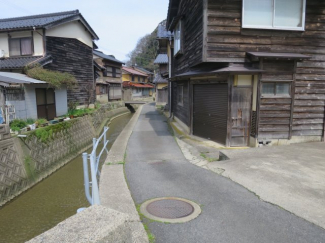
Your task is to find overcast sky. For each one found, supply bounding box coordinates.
[1,0,169,61]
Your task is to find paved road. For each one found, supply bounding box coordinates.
[125,104,325,243]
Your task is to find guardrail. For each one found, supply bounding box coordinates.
[81,126,109,207]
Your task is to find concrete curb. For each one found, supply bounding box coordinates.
[99,105,149,243]
[28,205,133,243]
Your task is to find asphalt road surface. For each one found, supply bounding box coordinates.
[125,104,325,243]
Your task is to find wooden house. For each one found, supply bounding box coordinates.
[166,0,325,147]
[122,66,154,97]
[93,50,124,103]
[154,21,173,104]
[132,66,154,84]
[0,10,99,108]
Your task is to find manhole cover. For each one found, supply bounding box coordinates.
[147,199,194,219]
[140,197,201,223]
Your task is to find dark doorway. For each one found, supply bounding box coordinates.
[230,86,252,147]
[36,88,56,120]
[193,84,228,145]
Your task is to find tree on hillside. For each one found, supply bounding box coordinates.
[126,24,160,71]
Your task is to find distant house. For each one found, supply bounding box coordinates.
[93,50,124,103]
[132,66,154,84]
[154,21,173,105]
[0,72,67,121]
[122,66,154,97]
[0,9,99,115]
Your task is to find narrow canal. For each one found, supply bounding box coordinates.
[0,113,133,243]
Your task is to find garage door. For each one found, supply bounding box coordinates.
[193,84,228,145]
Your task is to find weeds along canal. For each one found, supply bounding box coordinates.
[0,113,133,243]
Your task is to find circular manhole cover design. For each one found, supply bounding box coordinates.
[140,197,201,223]
[146,199,194,219]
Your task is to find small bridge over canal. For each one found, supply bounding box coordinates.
[125,101,148,113]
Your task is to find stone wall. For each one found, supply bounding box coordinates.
[0,125,28,205]
[0,102,129,206]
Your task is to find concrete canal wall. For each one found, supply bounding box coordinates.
[0,101,129,207]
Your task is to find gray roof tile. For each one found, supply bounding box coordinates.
[0,10,99,40]
[157,21,173,39]
[0,10,78,30]
[154,54,168,64]
[93,50,124,64]
[153,73,168,84]
[0,55,52,69]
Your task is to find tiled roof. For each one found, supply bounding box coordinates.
[133,66,153,75]
[154,54,168,64]
[157,21,173,39]
[0,72,47,84]
[123,81,153,89]
[0,10,99,40]
[153,73,168,84]
[0,55,52,69]
[93,50,124,64]
[122,67,148,77]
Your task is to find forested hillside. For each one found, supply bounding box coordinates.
[126,20,165,71]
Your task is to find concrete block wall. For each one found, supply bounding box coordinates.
[0,125,28,205]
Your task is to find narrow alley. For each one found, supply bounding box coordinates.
[125,103,325,243]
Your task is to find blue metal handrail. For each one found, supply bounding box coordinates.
[81,126,109,206]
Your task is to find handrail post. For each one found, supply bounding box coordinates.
[104,127,107,144]
[82,152,92,204]
[90,152,100,205]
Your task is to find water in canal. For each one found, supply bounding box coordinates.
[0,113,133,243]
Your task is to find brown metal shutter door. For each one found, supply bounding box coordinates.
[193,84,228,145]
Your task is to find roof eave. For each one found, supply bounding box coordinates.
[44,14,99,40]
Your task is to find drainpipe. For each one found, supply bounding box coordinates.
[168,36,173,119]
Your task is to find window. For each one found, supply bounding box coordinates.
[138,76,140,82]
[112,67,116,78]
[243,0,306,31]
[174,21,182,55]
[132,75,135,82]
[9,37,33,56]
[177,85,183,106]
[262,82,290,96]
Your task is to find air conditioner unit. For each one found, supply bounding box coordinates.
[0,50,4,58]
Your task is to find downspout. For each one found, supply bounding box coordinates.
[168,36,173,119]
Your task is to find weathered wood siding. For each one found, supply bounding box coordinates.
[45,36,94,105]
[172,81,190,126]
[206,0,325,63]
[172,0,203,76]
[207,0,325,139]
[258,60,295,139]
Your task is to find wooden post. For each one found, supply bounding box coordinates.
[255,59,263,142]
[289,61,297,140]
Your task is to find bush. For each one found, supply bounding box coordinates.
[26,118,35,125]
[25,65,77,89]
[29,120,74,143]
[35,118,47,125]
[10,119,27,131]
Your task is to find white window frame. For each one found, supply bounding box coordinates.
[242,0,306,31]
[174,21,182,55]
[261,81,291,98]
